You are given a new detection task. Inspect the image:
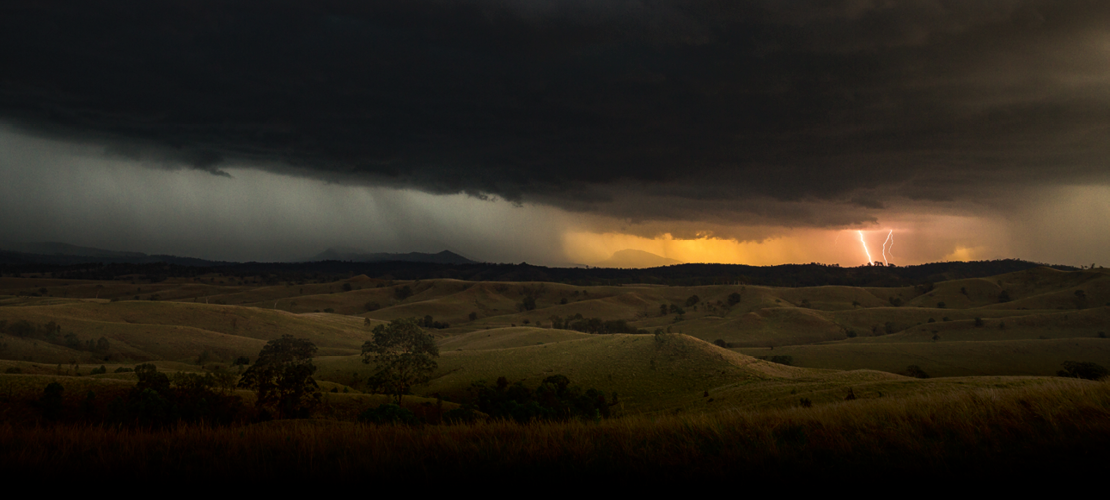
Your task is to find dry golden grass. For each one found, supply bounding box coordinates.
[0,300,369,363]
[437,326,591,351]
[3,379,1107,481]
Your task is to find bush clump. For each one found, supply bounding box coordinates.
[758,355,794,366]
[358,403,418,425]
[549,314,645,335]
[1057,361,1109,380]
[466,374,615,423]
[904,365,930,379]
[108,364,244,427]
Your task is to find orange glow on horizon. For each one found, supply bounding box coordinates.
[562,220,1000,268]
[563,230,854,267]
[562,231,800,266]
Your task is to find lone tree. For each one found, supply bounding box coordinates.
[362,318,439,403]
[238,335,320,419]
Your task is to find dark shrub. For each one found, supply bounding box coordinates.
[1058,361,1109,380]
[758,355,793,366]
[40,382,65,421]
[443,404,479,424]
[904,365,930,378]
[468,374,612,423]
[358,403,418,425]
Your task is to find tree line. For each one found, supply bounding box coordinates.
[0,319,110,355]
[5,258,1076,288]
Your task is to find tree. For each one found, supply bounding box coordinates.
[237,335,320,419]
[362,318,439,404]
[1074,290,1088,309]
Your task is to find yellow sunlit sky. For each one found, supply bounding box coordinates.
[561,212,1019,268]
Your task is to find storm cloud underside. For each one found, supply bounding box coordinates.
[2,1,1109,265]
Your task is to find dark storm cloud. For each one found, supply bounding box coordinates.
[3,0,1110,225]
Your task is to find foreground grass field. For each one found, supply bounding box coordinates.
[3,379,1107,481]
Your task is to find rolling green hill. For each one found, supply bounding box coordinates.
[1,266,1107,417]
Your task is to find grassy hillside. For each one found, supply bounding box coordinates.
[1,266,1106,417]
[739,338,1110,378]
[0,299,373,365]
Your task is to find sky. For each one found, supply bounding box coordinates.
[2,1,1109,267]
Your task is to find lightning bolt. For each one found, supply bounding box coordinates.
[881,229,893,266]
[858,230,872,266]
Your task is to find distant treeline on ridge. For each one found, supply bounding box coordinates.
[0,258,1076,288]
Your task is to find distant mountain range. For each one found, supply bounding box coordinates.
[0,241,147,258]
[0,242,223,266]
[594,249,682,269]
[308,248,478,265]
[0,242,480,266]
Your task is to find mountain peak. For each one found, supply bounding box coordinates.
[594,249,682,269]
[310,249,478,265]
